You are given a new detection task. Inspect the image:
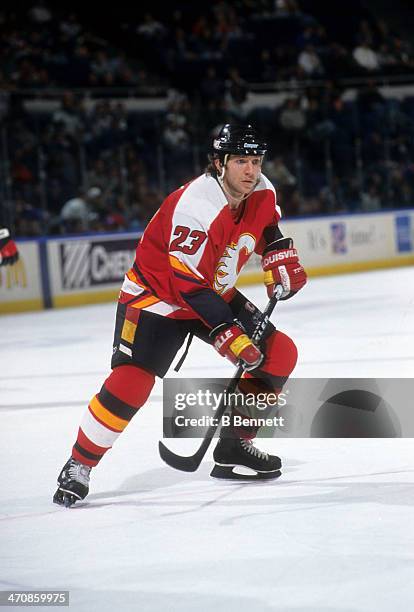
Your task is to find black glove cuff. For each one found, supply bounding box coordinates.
[262,237,293,257]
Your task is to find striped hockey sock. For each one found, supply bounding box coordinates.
[72,365,155,466]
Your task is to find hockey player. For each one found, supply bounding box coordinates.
[0,228,19,267]
[53,123,307,506]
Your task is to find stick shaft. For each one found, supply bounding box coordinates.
[159,291,281,472]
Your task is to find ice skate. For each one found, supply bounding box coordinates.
[53,457,91,507]
[211,426,282,480]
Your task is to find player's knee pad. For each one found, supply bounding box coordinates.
[245,330,298,390]
[237,331,297,398]
[102,364,155,409]
[264,330,298,377]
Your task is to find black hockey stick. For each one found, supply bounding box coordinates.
[159,286,283,472]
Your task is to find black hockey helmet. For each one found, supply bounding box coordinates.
[211,124,267,161]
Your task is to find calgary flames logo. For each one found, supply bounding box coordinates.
[214,233,256,294]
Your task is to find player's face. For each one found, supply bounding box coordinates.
[222,155,263,200]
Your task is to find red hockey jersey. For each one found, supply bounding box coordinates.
[120,172,281,328]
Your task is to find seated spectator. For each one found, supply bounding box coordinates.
[225,66,248,119]
[90,50,117,87]
[361,184,382,211]
[279,97,306,131]
[357,80,385,114]
[200,66,225,109]
[264,156,298,215]
[137,13,166,40]
[392,37,414,69]
[355,20,375,47]
[298,44,324,76]
[263,156,296,188]
[52,91,83,135]
[162,114,189,151]
[59,13,82,39]
[324,43,354,77]
[60,186,102,233]
[353,41,380,71]
[378,44,398,70]
[273,0,301,18]
[28,1,52,24]
[14,198,46,237]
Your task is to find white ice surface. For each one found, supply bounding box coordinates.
[1,267,414,611]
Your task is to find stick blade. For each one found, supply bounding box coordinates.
[158,441,202,472]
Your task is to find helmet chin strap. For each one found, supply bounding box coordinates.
[217,154,228,181]
[217,155,260,205]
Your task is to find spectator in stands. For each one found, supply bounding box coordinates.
[214,3,243,42]
[319,176,347,214]
[86,157,123,207]
[162,114,190,152]
[273,0,300,18]
[263,156,297,189]
[355,20,375,48]
[279,97,306,132]
[259,49,278,82]
[361,184,382,211]
[298,44,324,76]
[90,50,118,87]
[191,15,222,60]
[59,13,82,40]
[52,91,84,136]
[86,158,109,192]
[105,195,128,231]
[378,44,399,71]
[200,66,225,110]
[375,18,392,47]
[353,41,380,72]
[392,37,414,70]
[296,25,327,52]
[28,1,52,24]
[60,186,102,233]
[263,156,298,215]
[14,198,45,237]
[324,43,354,77]
[363,132,385,164]
[225,66,248,119]
[170,27,194,64]
[357,80,385,114]
[162,112,192,189]
[137,13,166,40]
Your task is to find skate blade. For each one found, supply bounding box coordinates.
[210,464,281,481]
[53,488,82,507]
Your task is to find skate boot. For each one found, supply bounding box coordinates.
[211,426,281,480]
[53,457,91,507]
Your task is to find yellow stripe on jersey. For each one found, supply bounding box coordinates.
[130,295,160,309]
[89,395,129,432]
[169,254,201,279]
[126,269,139,283]
[126,268,148,289]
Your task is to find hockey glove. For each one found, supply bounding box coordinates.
[262,237,307,300]
[0,229,19,267]
[210,321,263,371]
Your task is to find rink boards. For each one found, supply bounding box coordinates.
[1,209,414,313]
